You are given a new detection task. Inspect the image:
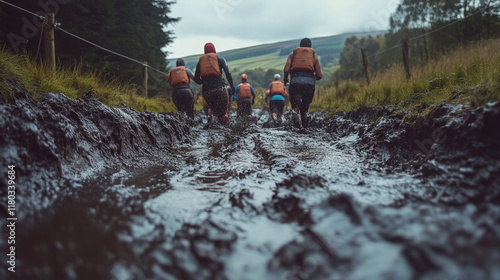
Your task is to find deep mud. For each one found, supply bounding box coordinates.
[1,92,499,280]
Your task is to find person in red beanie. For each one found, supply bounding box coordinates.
[194,42,235,124]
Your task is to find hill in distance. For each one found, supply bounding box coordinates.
[168,31,386,74]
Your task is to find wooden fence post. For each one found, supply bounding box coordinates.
[143,62,148,97]
[402,39,411,80]
[43,13,56,72]
[361,48,371,85]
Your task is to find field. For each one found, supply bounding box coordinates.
[227,51,286,73]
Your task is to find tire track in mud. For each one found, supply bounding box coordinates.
[133,110,499,280]
[4,95,500,280]
[130,111,440,280]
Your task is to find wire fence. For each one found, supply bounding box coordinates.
[368,3,499,58]
[0,0,169,77]
[2,0,499,75]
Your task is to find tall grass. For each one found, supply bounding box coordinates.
[311,39,500,114]
[0,46,175,113]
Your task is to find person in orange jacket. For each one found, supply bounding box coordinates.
[283,38,323,128]
[234,74,255,117]
[168,58,195,118]
[266,74,287,124]
[194,43,235,124]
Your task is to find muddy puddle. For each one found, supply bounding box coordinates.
[2,96,500,280]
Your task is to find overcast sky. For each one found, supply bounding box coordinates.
[166,0,399,58]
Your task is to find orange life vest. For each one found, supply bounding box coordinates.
[169,66,189,86]
[270,81,285,96]
[238,83,252,98]
[291,47,315,72]
[199,53,221,79]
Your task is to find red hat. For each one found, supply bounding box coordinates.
[204,43,216,54]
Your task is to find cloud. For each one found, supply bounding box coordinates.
[168,0,394,58]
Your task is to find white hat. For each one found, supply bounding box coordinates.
[274,74,281,80]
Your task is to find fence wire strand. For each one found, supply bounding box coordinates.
[2,0,499,71]
[369,2,500,58]
[0,0,169,77]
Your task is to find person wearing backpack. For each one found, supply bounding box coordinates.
[266,74,287,125]
[168,58,195,118]
[283,38,323,128]
[234,74,255,117]
[194,43,235,124]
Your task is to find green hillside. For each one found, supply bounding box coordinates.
[169,31,386,73]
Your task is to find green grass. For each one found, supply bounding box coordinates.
[311,39,500,114]
[0,46,175,113]
[228,51,288,72]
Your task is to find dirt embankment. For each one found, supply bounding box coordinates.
[322,102,500,204]
[0,92,192,218]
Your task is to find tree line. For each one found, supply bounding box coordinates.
[335,0,500,82]
[0,0,178,97]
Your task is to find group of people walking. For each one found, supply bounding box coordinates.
[167,38,323,127]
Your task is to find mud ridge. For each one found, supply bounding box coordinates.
[0,92,192,218]
[325,102,500,174]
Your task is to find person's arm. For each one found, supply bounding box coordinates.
[283,53,293,84]
[313,53,323,81]
[194,63,202,84]
[187,68,195,80]
[234,85,239,100]
[219,57,234,88]
[251,86,255,104]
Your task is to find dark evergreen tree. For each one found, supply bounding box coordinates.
[0,0,178,97]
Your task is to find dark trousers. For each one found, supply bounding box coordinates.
[203,87,229,118]
[237,98,252,117]
[269,100,285,117]
[172,87,194,118]
[288,83,315,117]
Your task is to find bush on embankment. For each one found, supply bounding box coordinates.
[312,39,500,114]
[0,46,175,113]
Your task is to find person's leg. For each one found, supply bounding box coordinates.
[276,100,285,119]
[204,87,229,120]
[288,83,306,127]
[269,100,278,122]
[172,89,183,114]
[176,88,195,118]
[299,84,315,127]
[288,83,302,113]
[237,99,250,117]
[243,99,252,117]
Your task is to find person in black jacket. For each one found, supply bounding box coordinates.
[283,38,323,128]
[194,42,235,124]
[168,58,195,118]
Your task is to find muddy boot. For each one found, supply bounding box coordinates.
[219,114,229,125]
[272,113,278,123]
[301,112,309,128]
[207,109,213,123]
[292,108,302,128]
[276,114,283,125]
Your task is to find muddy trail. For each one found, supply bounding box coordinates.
[1,93,500,280]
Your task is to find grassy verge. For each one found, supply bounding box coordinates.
[311,39,500,114]
[0,46,175,113]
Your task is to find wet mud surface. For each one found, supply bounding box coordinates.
[1,93,500,280]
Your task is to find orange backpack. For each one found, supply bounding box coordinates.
[270,80,285,96]
[199,53,221,79]
[291,47,315,72]
[238,83,252,98]
[169,66,189,86]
